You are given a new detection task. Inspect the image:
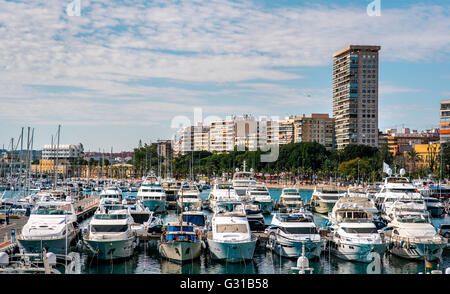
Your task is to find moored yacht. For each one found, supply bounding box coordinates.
[327,199,386,263]
[206,182,241,211]
[375,176,421,214]
[279,187,303,212]
[137,176,166,213]
[266,210,323,259]
[384,210,446,261]
[309,188,343,214]
[159,189,202,263]
[18,201,78,256]
[207,201,257,263]
[176,183,202,212]
[246,184,274,214]
[99,186,123,204]
[232,161,256,197]
[83,202,136,260]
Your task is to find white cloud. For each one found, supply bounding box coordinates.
[0,0,449,132]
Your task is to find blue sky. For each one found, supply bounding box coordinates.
[0,0,449,151]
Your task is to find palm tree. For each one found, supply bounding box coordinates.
[407,150,420,177]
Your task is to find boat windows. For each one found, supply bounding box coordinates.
[91,225,128,233]
[94,214,127,220]
[182,215,206,226]
[319,196,339,200]
[341,227,378,234]
[338,211,368,219]
[216,224,248,233]
[168,225,194,232]
[386,188,417,193]
[280,226,318,234]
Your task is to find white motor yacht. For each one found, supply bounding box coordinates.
[384,210,445,261]
[83,202,136,260]
[177,183,202,212]
[267,210,323,259]
[18,201,78,256]
[309,188,344,214]
[232,161,257,197]
[137,176,166,213]
[375,176,421,214]
[206,182,241,211]
[99,186,123,204]
[207,201,257,263]
[279,187,303,212]
[246,184,274,214]
[327,198,386,263]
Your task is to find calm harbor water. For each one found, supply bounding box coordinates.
[3,189,449,274]
[81,189,450,274]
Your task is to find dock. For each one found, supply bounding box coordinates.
[74,195,100,222]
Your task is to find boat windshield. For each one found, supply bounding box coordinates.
[216,224,248,233]
[319,196,340,200]
[183,215,206,226]
[341,227,378,234]
[140,189,163,193]
[33,204,72,215]
[386,188,417,193]
[284,190,299,195]
[280,226,317,234]
[91,225,128,232]
[397,215,429,223]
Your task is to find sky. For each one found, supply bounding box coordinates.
[0,0,450,152]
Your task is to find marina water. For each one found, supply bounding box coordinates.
[4,189,449,274]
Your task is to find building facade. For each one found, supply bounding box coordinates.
[333,45,380,149]
[294,114,335,151]
[440,100,450,144]
[42,143,84,160]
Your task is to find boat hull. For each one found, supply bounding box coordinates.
[84,237,135,260]
[207,238,257,263]
[142,200,166,213]
[269,237,323,259]
[18,233,77,256]
[388,241,444,261]
[159,241,202,263]
[330,241,386,263]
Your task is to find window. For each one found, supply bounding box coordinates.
[216,224,248,233]
[342,227,378,234]
[92,225,128,233]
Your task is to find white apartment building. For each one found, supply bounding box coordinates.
[42,143,84,160]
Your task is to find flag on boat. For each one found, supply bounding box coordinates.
[425,258,432,269]
[383,162,391,174]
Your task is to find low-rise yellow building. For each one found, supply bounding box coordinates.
[413,143,440,168]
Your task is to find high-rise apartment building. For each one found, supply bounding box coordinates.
[209,119,235,153]
[294,114,335,151]
[333,45,380,150]
[440,100,450,144]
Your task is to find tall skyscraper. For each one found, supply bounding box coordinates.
[332,45,381,150]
